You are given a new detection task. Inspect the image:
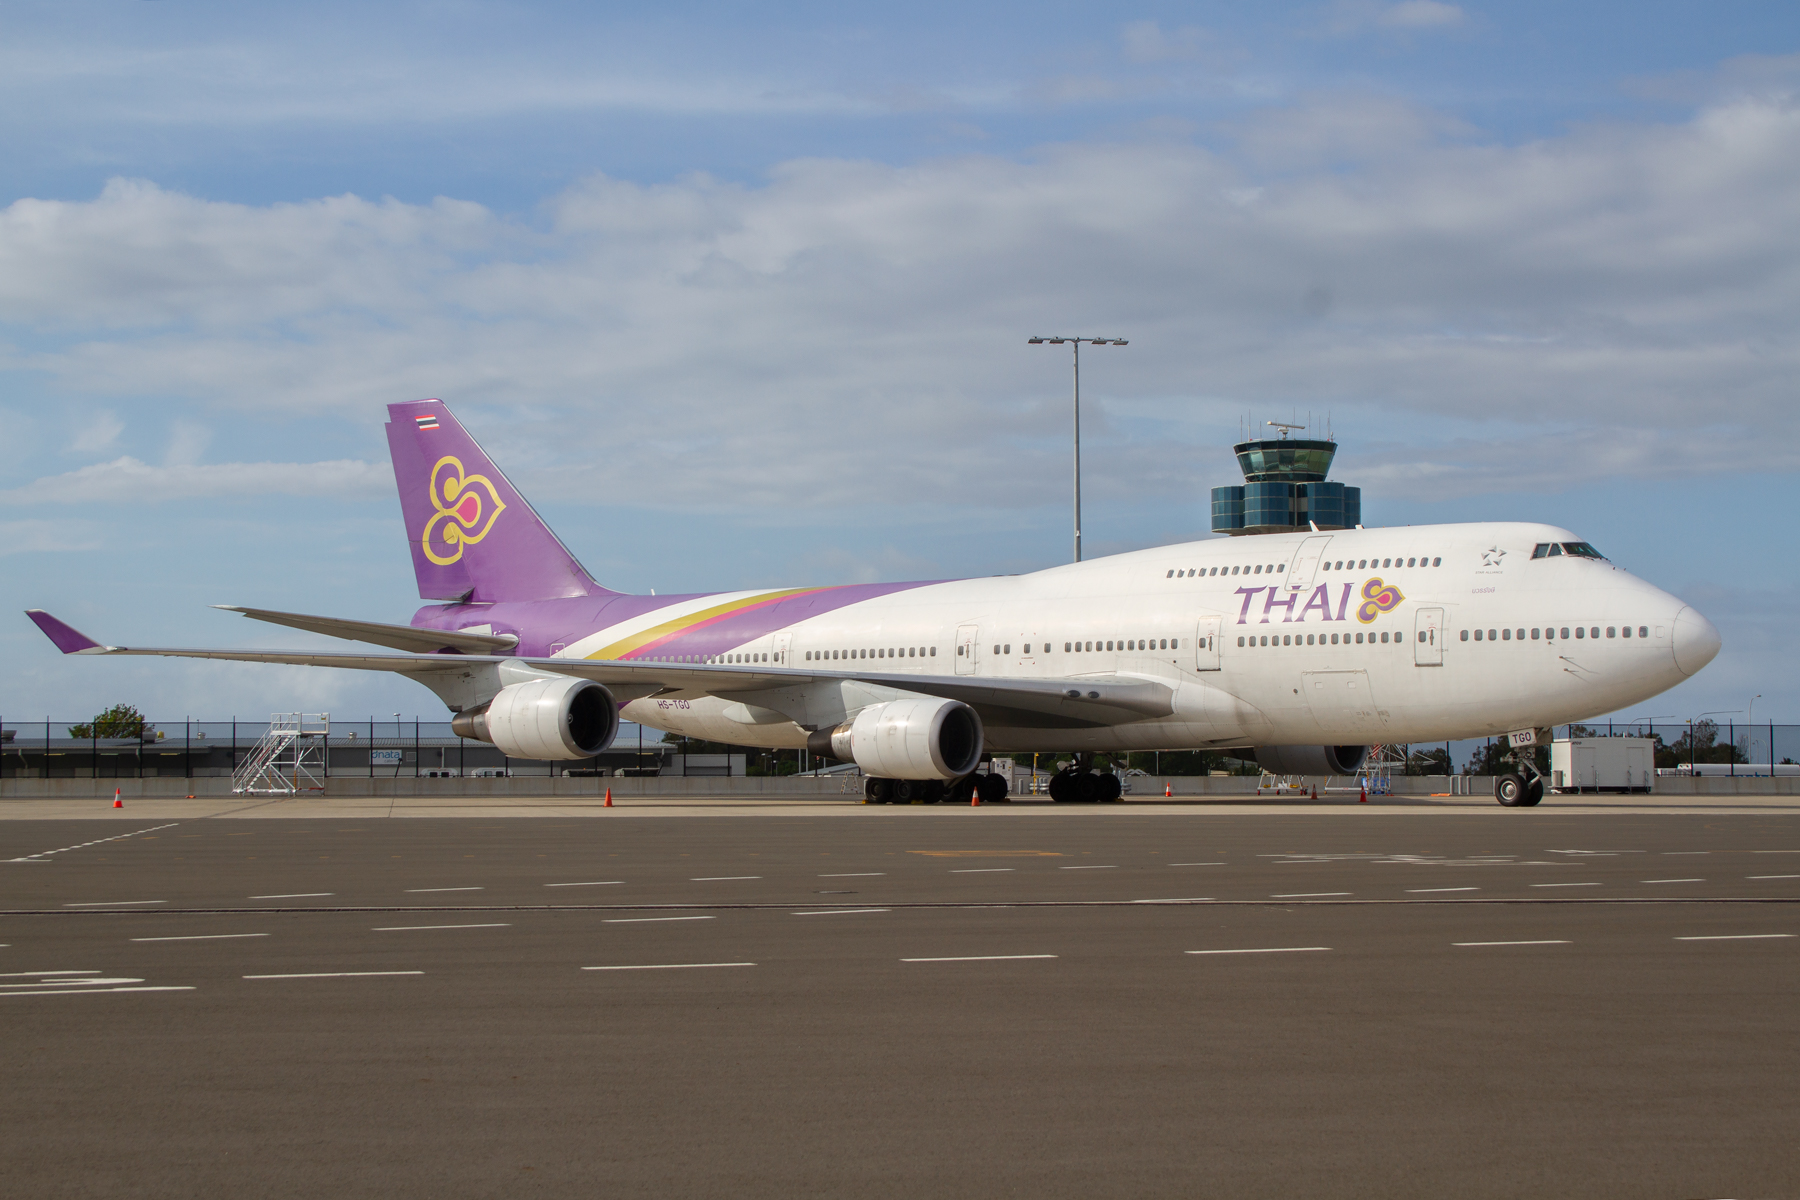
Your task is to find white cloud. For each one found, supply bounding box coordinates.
[68,409,123,454]
[0,457,390,505]
[0,93,1797,513]
[1323,1,1467,36]
[0,518,103,556]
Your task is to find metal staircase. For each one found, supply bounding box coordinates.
[232,713,330,795]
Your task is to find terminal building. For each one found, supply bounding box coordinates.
[1210,425,1362,536]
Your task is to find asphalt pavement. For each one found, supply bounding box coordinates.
[2,811,1797,1199]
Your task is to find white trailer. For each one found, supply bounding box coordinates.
[1550,738,1654,794]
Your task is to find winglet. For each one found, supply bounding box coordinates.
[25,610,108,654]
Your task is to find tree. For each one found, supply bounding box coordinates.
[1654,721,1746,768]
[68,704,147,740]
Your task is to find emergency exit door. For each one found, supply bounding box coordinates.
[1414,607,1444,666]
[955,625,979,675]
[1194,616,1221,671]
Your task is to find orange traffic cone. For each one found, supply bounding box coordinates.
[112,789,122,808]
[1359,785,1367,803]
[971,781,980,806]
[604,787,613,808]
[1310,785,1317,800]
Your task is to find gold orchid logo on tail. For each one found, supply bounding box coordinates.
[1356,577,1405,623]
[422,456,506,565]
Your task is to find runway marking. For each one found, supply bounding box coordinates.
[1754,849,1800,853]
[0,970,192,996]
[405,887,484,893]
[2,985,194,996]
[1170,862,1225,867]
[1454,940,1571,947]
[1131,897,1215,903]
[250,893,333,899]
[819,872,885,877]
[1663,851,1708,855]
[1674,934,1795,941]
[1272,892,1351,898]
[1409,887,1479,893]
[951,868,1014,873]
[582,962,754,971]
[6,822,182,862]
[1186,947,1329,956]
[792,909,890,916]
[544,881,623,887]
[1748,875,1800,880]
[902,955,1058,962]
[132,933,269,942]
[245,971,423,979]
[1060,865,1117,870]
[63,900,165,907]
[691,876,761,881]
[1642,879,1705,884]
[1530,882,1602,888]
[1,970,102,976]
[603,915,715,923]
[372,923,511,931]
[909,851,1062,857]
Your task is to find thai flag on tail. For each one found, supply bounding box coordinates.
[415,413,441,431]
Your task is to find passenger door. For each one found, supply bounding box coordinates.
[772,632,792,666]
[955,625,979,675]
[1194,616,1221,671]
[1414,607,1444,666]
[1286,535,1333,592]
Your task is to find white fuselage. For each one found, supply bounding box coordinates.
[586,522,1713,753]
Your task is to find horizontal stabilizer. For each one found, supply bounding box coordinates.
[24,610,108,654]
[212,606,519,655]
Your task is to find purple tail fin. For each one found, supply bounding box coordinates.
[386,400,607,603]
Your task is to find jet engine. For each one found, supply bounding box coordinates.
[806,698,984,780]
[451,676,618,761]
[1253,745,1370,776]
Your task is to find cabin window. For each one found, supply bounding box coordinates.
[1637,626,1647,638]
[1355,559,1364,569]
[1590,627,1600,638]
[1474,629,1483,641]
[930,646,936,656]
[1619,627,1629,639]
[1166,570,1174,578]
[1161,639,1169,649]
[1461,630,1469,642]
[1238,636,1245,647]
[1559,627,1569,638]
[1606,627,1615,638]
[1253,564,1262,574]
[1331,633,1339,644]
[1575,628,1585,639]
[1502,629,1510,641]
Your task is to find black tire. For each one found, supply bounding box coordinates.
[1494,773,1526,807]
[1048,771,1077,802]
[949,775,978,804]
[1098,773,1123,802]
[976,773,1008,804]
[866,778,894,805]
[1075,773,1103,803]
[1521,778,1544,807]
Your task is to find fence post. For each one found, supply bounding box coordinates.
[414,719,420,779]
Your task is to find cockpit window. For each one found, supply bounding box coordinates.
[1531,543,1550,559]
[1562,542,1606,560]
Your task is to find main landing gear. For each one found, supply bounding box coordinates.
[1047,754,1124,803]
[864,772,1010,805]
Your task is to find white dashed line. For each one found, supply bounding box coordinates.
[1662,851,1708,855]
[819,872,885,877]
[1748,875,1800,880]
[951,868,1014,874]
[1753,850,1800,853]
[1408,887,1479,893]
[245,971,423,979]
[1186,947,1329,956]
[1674,934,1795,942]
[1131,897,1214,903]
[691,876,761,881]
[250,893,333,899]
[1272,892,1351,899]
[1642,879,1704,884]
[902,955,1057,963]
[1059,865,1117,870]
[603,915,715,924]
[404,887,484,893]
[544,881,624,887]
[1530,882,1602,888]
[582,962,754,971]
[372,923,510,931]
[63,900,165,907]
[132,934,269,942]
[792,909,891,916]
[1454,940,1571,947]
[1170,862,1225,867]
[7,822,182,862]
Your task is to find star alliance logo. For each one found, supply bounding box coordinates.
[1481,545,1506,568]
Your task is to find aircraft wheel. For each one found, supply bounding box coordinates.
[1494,773,1527,807]
[866,778,894,804]
[1098,773,1123,802]
[1521,778,1544,807]
[976,773,1008,804]
[949,775,978,804]
[1048,771,1078,802]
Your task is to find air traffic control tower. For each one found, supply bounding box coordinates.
[1210,423,1362,536]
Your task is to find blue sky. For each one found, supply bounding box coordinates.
[2,0,1797,734]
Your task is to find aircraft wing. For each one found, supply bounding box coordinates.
[210,605,520,654]
[25,610,1174,728]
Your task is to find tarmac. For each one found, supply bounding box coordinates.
[2,798,1796,1198]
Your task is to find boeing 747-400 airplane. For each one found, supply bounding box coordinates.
[28,399,1720,806]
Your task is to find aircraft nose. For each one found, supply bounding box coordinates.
[1672,606,1721,677]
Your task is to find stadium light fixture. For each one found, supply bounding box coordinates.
[1029,335,1129,563]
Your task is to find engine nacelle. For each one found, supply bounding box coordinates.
[806,698,983,780]
[451,677,618,761]
[1253,745,1370,776]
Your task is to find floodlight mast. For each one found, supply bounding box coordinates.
[1028,335,1128,563]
